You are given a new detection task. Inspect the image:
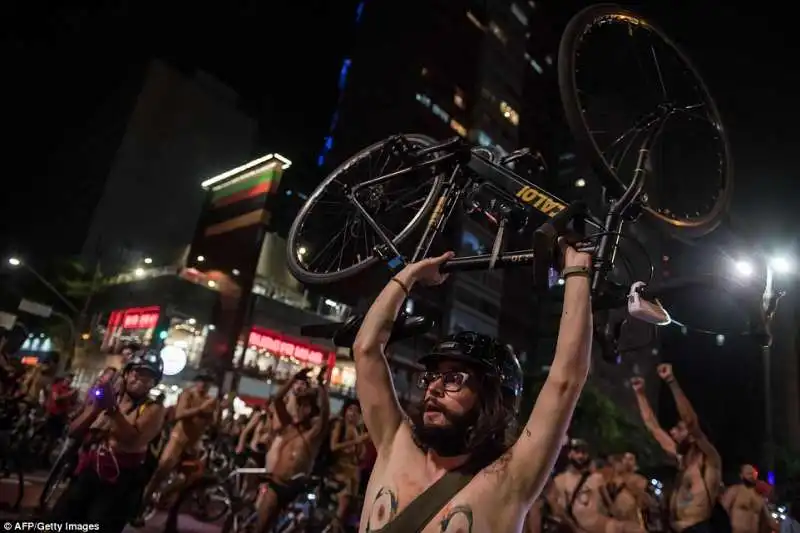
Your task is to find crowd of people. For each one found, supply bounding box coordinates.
[0,248,796,533]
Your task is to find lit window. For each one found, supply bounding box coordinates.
[431,104,450,123]
[511,3,528,26]
[500,101,519,126]
[415,93,431,107]
[466,11,485,31]
[489,22,507,44]
[450,119,467,137]
[454,90,465,109]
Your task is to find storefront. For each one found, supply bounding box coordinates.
[237,326,335,381]
[102,306,161,351]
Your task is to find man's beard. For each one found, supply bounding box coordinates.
[409,399,476,457]
[569,458,591,470]
[742,479,756,488]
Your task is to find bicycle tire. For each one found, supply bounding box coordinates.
[558,4,733,238]
[286,134,444,285]
[39,440,77,510]
[38,457,73,510]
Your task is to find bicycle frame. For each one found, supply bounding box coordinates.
[347,133,654,295]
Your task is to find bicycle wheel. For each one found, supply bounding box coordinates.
[287,134,445,284]
[559,4,733,238]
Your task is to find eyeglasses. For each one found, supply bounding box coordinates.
[416,371,470,392]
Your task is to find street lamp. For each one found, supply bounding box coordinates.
[732,254,794,479]
[7,256,79,314]
[7,256,80,373]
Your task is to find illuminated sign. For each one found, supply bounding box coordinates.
[122,312,159,329]
[248,328,326,365]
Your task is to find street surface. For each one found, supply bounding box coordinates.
[0,472,220,532]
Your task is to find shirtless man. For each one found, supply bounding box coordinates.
[607,453,654,527]
[49,352,165,532]
[721,464,780,533]
[236,403,274,467]
[550,440,645,533]
[631,363,722,533]
[143,372,217,500]
[255,367,330,532]
[352,245,592,533]
[329,399,371,531]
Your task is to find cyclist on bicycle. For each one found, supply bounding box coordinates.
[351,244,592,533]
[255,367,330,532]
[48,350,165,532]
[142,371,217,504]
[236,402,273,468]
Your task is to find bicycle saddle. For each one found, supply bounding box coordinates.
[300,313,434,349]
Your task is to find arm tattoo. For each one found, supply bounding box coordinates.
[366,487,399,532]
[439,505,474,533]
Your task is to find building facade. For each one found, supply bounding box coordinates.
[82,59,258,271]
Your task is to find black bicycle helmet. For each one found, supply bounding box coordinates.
[123,349,164,385]
[419,331,523,407]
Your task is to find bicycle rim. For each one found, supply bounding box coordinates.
[287,134,444,284]
[559,4,732,238]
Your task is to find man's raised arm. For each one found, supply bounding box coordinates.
[630,377,677,458]
[507,242,592,504]
[658,364,721,468]
[352,252,453,453]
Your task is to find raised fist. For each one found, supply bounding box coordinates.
[656,364,673,381]
[630,377,645,392]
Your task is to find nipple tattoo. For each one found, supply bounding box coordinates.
[439,505,474,533]
[366,487,399,532]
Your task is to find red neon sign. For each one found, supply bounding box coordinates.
[112,306,160,330]
[248,327,327,365]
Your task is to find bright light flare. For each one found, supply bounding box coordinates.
[769,256,793,274]
[7,257,20,266]
[734,260,754,277]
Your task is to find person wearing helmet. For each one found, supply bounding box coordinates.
[142,371,217,505]
[48,350,165,532]
[352,242,592,533]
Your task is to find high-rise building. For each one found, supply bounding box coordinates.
[81,60,257,270]
[314,0,538,358]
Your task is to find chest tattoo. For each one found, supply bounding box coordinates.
[366,487,399,532]
[439,504,474,533]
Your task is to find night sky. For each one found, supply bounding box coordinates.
[2,1,798,475]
